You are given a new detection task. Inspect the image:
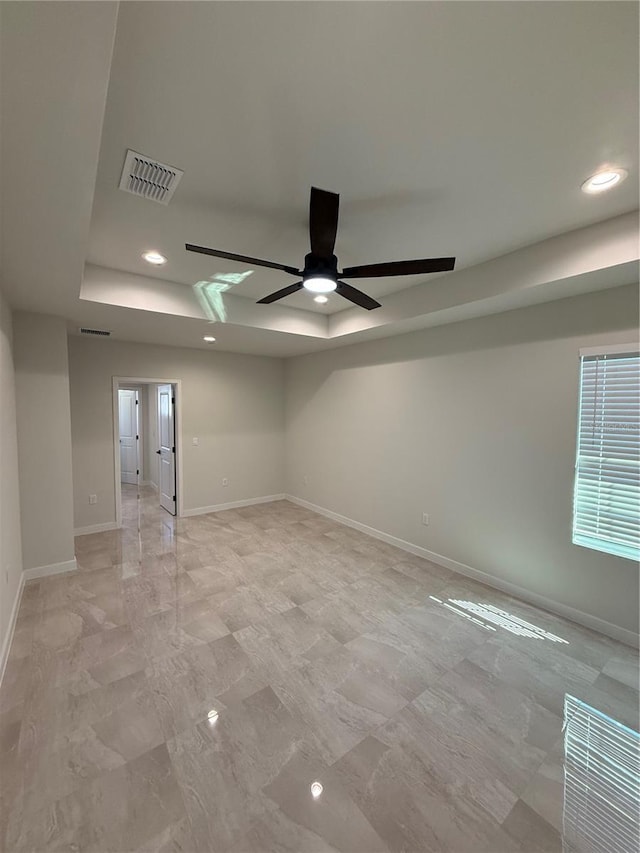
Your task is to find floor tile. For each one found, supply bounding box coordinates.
[6,744,186,852]
[501,799,562,852]
[1,484,637,852]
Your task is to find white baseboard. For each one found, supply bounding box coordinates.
[23,558,78,581]
[0,572,25,689]
[2,558,79,684]
[285,495,639,649]
[140,480,157,490]
[74,522,119,536]
[183,493,286,518]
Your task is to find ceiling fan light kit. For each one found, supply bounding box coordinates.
[302,276,337,294]
[187,187,456,310]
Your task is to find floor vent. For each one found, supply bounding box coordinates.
[79,327,111,337]
[118,149,184,205]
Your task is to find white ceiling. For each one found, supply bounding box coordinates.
[1,2,638,356]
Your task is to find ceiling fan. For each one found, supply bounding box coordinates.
[186,187,455,310]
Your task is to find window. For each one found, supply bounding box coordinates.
[573,346,640,561]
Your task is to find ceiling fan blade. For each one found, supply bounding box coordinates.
[186,244,300,276]
[336,281,381,311]
[257,281,304,304]
[309,187,339,259]
[341,257,456,278]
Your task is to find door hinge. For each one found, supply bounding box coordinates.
[171,397,175,404]
[172,446,175,453]
[136,435,139,440]
[172,495,176,502]
[135,399,138,405]
[136,469,139,475]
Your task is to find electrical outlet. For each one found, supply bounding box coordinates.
[89,494,98,505]
[192,437,199,446]
[422,513,429,526]
[222,478,229,487]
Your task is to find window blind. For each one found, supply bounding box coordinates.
[563,694,640,853]
[573,350,640,561]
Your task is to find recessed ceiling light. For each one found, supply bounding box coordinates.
[207,709,219,724]
[303,277,337,294]
[581,168,628,195]
[314,295,329,304]
[142,251,167,265]
[203,335,216,342]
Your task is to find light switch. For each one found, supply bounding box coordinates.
[192,437,199,446]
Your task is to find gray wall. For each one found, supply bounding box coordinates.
[68,337,285,530]
[285,284,639,638]
[0,291,23,664]
[13,312,75,570]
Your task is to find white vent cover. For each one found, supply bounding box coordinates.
[118,149,183,205]
[79,327,111,337]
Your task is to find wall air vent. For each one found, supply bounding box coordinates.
[118,149,184,205]
[79,328,111,337]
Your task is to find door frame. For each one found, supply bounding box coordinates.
[112,376,184,528]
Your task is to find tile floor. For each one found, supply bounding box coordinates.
[1,485,638,852]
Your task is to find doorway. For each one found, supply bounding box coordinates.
[113,377,183,528]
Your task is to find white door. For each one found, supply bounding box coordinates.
[119,389,139,484]
[157,384,176,515]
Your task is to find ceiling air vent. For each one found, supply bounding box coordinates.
[79,327,111,337]
[118,149,184,205]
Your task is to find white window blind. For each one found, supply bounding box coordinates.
[563,694,640,853]
[573,350,640,561]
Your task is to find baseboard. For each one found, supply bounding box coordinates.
[182,493,286,518]
[2,557,80,683]
[141,480,157,490]
[74,522,119,536]
[75,494,286,528]
[285,495,639,649]
[23,558,78,581]
[0,571,25,689]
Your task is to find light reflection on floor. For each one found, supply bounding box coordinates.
[428,595,568,642]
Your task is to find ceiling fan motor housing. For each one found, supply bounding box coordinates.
[303,252,338,281]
